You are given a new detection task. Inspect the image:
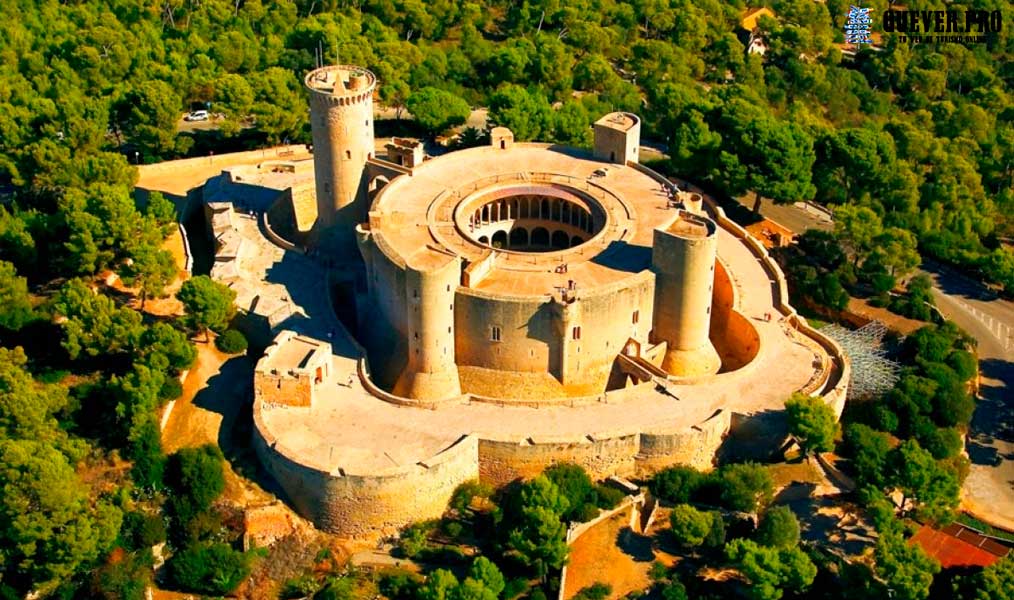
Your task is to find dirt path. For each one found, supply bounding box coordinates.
[161,341,271,507]
[563,508,674,600]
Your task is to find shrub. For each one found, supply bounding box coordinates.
[158,376,183,401]
[166,542,250,595]
[574,502,601,522]
[120,511,167,551]
[441,520,464,539]
[164,444,225,528]
[544,463,595,522]
[397,521,435,558]
[704,511,726,548]
[215,329,247,354]
[659,581,688,600]
[649,466,705,504]
[573,583,611,600]
[593,484,625,509]
[669,504,713,547]
[717,463,773,513]
[450,480,494,513]
[281,575,320,599]
[128,416,166,491]
[379,569,423,600]
[89,549,154,600]
[316,577,355,600]
[755,506,800,549]
[915,425,963,460]
[502,578,530,600]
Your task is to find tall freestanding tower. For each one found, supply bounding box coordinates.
[305,65,376,253]
[651,210,722,378]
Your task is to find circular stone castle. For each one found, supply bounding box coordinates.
[249,65,850,539]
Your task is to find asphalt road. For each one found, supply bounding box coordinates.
[736,196,1014,530]
[921,262,1014,530]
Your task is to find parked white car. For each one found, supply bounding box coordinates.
[184,110,209,122]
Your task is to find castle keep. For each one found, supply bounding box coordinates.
[248,65,850,539]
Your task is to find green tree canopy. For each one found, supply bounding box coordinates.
[0,439,121,592]
[953,554,1014,600]
[718,463,774,513]
[873,532,939,600]
[0,260,32,331]
[406,87,471,135]
[165,542,251,596]
[488,85,554,141]
[177,275,236,341]
[755,506,800,549]
[724,538,817,600]
[669,504,713,547]
[785,392,840,455]
[165,444,226,527]
[649,465,705,505]
[52,278,144,360]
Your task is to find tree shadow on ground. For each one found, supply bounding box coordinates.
[188,354,288,498]
[920,260,1000,302]
[615,526,655,562]
[973,358,1014,442]
[784,496,876,557]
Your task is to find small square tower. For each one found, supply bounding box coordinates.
[490,127,514,150]
[386,137,424,168]
[254,331,333,407]
[594,112,641,165]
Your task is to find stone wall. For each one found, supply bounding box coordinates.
[253,405,479,538]
[255,370,313,407]
[636,410,731,474]
[137,145,308,178]
[454,273,655,397]
[479,434,641,485]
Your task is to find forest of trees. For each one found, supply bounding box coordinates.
[2,0,1013,292]
[1,0,1013,596]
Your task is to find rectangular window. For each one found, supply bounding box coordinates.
[632,310,640,324]
[490,326,502,342]
[572,326,581,340]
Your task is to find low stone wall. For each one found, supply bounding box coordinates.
[261,209,299,252]
[137,144,308,177]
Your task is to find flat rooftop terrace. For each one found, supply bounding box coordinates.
[369,143,677,297]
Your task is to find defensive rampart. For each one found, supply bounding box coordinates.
[252,402,479,539]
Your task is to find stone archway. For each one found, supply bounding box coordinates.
[531,227,550,247]
[491,230,508,249]
[551,230,569,249]
[509,227,529,248]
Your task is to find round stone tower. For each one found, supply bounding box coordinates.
[305,65,376,254]
[651,210,722,378]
